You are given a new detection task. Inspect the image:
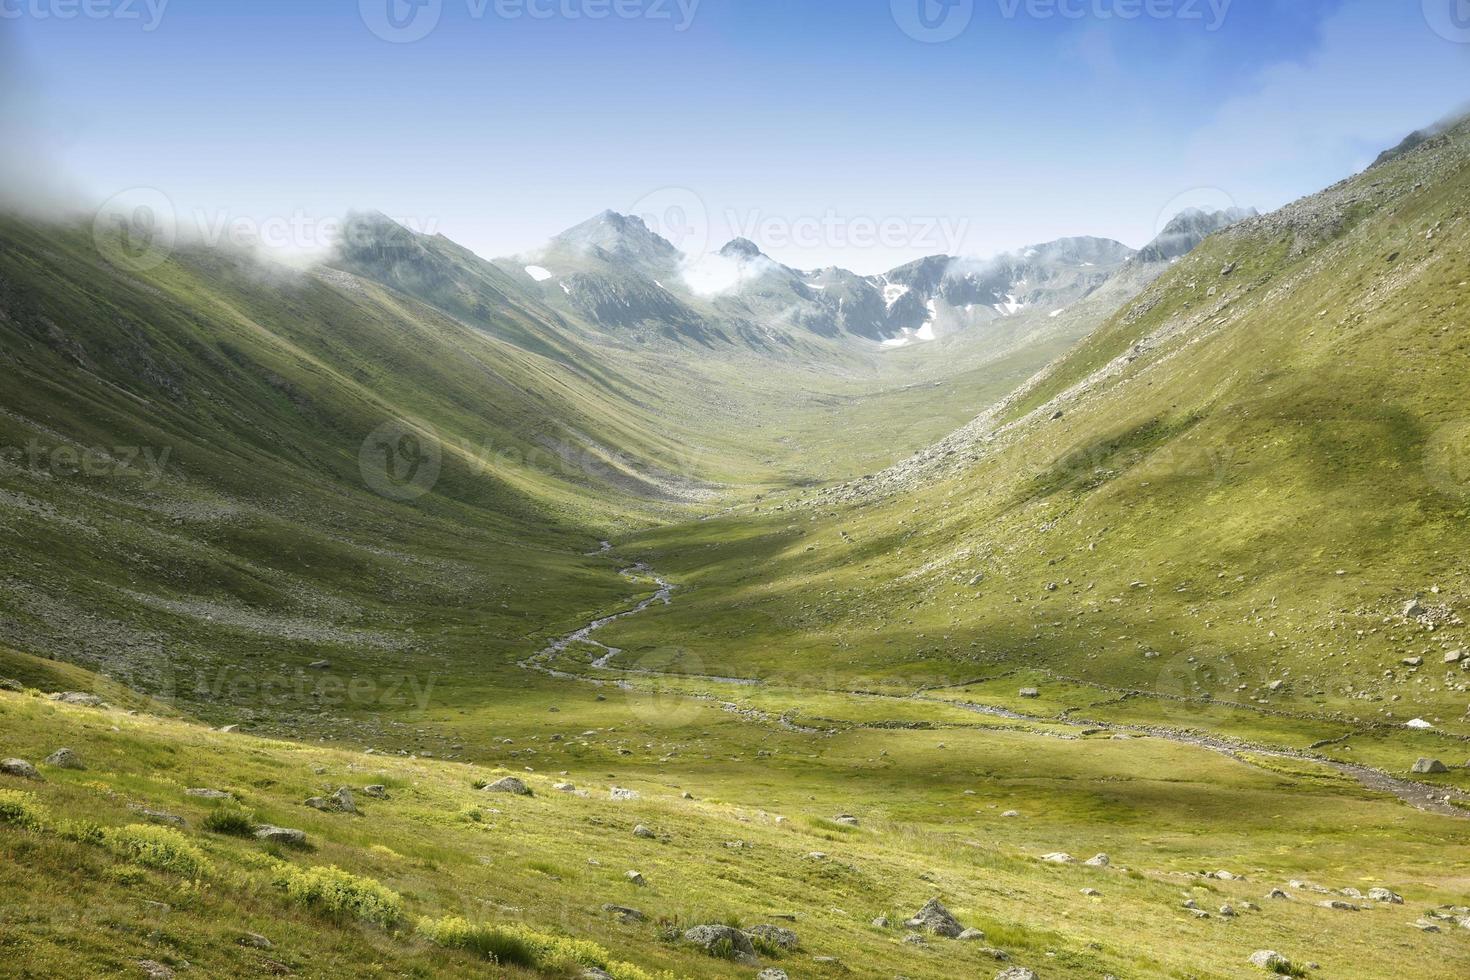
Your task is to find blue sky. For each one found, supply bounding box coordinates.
[4,0,1468,272]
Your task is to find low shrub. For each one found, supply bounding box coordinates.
[0,789,47,830]
[272,863,402,927]
[201,805,257,837]
[417,915,674,979]
[102,824,212,878]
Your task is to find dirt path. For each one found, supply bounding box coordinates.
[523,554,1470,820]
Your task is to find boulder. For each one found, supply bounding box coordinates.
[1084,853,1110,867]
[756,971,789,980]
[1368,888,1403,904]
[833,814,860,826]
[130,807,185,827]
[1019,688,1041,699]
[746,924,799,950]
[0,679,22,692]
[902,932,927,945]
[1,758,42,780]
[958,927,987,940]
[136,961,175,979]
[1080,889,1101,898]
[609,786,640,801]
[185,788,232,799]
[682,924,756,963]
[996,969,1038,980]
[484,776,532,796]
[1040,853,1075,864]
[624,870,646,886]
[633,824,656,839]
[1267,889,1290,900]
[51,692,104,707]
[306,787,357,814]
[361,785,387,798]
[1412,758,1449,774]
[1318,900,1358,911]
[255,825,307,846]
[871,916,890,928]
[237,933,273,949]
[1249,951,1290,971]
[601,904,646,923]
[904,897,964,938]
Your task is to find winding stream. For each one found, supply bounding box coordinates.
[521,550,1469,819]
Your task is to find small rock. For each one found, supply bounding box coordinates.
[902,932,927,945]
[756,971,789,980]
[129,807,185,827]
[51,692,104,707]
[185,788,231,799]
[237,933,273,949]
[1402,656,1424,667]
[1001,810,1020,818]
[360,785,387,798]
[601,904,646,923]
[871,916,890,928]
[136,961,174,979]
[1413,919,1442,933]
[484,776,532,796]
[609,786,640,801]
[1080,889,1101,898]
[0,679,22,692]
[1318,900,1358,911]
[1,758,42,780]
[1018,688,1041,699]
[633,824,656,839]
[625,870,646,886]
[1039,853,1075,864]
[958,927,987,940]
[833,814,860,826]
[1368,888,1403,904]
[307,660,331,670]
[1267,889,1290,900]
[1084,853,1110,867]
[996,969,1038,980]
[1219,905,1236,918]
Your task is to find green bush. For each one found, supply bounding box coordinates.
[0,789,47,830]
[416,915,673,979]
[102,824,212,878]
[272,863,403,927]
[201,805,257,837]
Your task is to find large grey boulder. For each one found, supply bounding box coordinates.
[51,692,104,707]
[485,776,532,796]
[904,897,964,938]
[1367,888,1403,904]
[306,787,358,813]
[1412,758,1449,774]
[255,825,307,846]
[1,758,42,780]
[997,969,1038,980]
[682,924,756,963]
[745,923,799,950]
[1248,951,1290,971]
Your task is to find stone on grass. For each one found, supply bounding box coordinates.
[625,870,646,886]
[1080,889,1101,898]
[633,824,656,839]
[0,679,22,692]
[1040,853,1075,864]
[1249,951,1290,971]
[485,776,532,796]
[1368,888,1403,904]
[871,916,890,928]
[756,971,789,980]
[682,924,756,963]
[902,932,927,945]
[136,960,174,979]
[746,924,799,950]
[996,969,1038,980]
[1318,900,1358,911]
[1019,688,1041,699]
[580,969,613,980]
[904,897,964,938]
[255,825,307,846]
[1,758,42,780]
[601,904,646,923]
[833,814,860,826]
[361,784,387,798]
[1412,759,1449,774]
[958,927,987,940]
[1084,853,1110,867]
[185,788,231,799]
[51,692,104,707]
[306,787,357,814]
[1267,889,1290,900]
[43,748,84,770]
[609,786,640,801]
[237,933,273,949]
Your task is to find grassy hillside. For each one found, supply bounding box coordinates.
[602,118,1470,778]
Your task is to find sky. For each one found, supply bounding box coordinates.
[4,0,1468,273]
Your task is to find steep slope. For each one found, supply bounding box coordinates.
[0,211,719,722]
[607,117,1470,769]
